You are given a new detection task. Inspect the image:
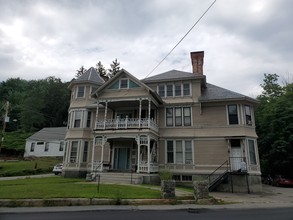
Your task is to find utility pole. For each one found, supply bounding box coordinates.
[0,101,9,154]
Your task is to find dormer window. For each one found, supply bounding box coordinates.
[77,86,85,98]
[157,82,191,98]
[120,79,128,89]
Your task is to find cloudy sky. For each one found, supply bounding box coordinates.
[0,0,292,97]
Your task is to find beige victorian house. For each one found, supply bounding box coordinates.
[63,51,262,192]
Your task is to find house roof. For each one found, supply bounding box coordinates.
[200,83,258,103]
[68,67,105,88]
[142,70,205,83]
[27,127,67,142]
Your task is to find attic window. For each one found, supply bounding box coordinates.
[77,86,85,97]
[120,79,128,89]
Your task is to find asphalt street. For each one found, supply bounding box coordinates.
[1,208,293,220]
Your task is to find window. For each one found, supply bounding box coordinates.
[245,105,252,125]
[167,84,173,97]
[77,86,85,98]
[70,141,78,163]
[248,140,257,165]
[175,141,183,163]
[183,83,190,96]
[59,142,64,151]
[166,107,191,127]
[228,105,239,125]
[183,107,191,126]
[37,142,44,145]
[83,141,89,162]
[30,143,35,152]
[166,108,173,126]
[120,79,128,89]
[185,141,192,164]
[175,83,181,96]
[74,111,82,128]
[166,140,193,164]
[44,143,49,152]
[175,108,182,126]
[158,84,165,97]
[167,141,174,163]
[86,111,92,128]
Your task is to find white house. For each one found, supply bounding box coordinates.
[24,127,67,158]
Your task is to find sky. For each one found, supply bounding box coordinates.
[0,0,292,97]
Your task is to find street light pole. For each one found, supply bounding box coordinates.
[0,101,9,154]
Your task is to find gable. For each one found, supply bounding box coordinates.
[108,76,140,90]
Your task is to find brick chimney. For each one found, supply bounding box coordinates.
[190,51,204,75]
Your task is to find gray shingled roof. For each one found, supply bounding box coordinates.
[75,67,105,85]
[27,127,67,142]
[200,83,258,103]
[142,70,203,83]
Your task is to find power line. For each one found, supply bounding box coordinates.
[144,0,217,79]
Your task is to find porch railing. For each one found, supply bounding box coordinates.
[138,162,159,173]
[96,118,158,132]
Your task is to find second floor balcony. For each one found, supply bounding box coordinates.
[96,117,159,132]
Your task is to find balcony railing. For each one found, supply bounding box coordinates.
[96,118,158,132]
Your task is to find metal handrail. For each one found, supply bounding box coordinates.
[207,160,229,186]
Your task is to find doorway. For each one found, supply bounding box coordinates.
[230,139,242,171]
[113,147,130,171]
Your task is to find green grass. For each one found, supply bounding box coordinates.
[0,157,61,177]
[0,177,161,199]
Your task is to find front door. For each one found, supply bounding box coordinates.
[230,139,242,171]
[113,148,130,171]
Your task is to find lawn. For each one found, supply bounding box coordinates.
[0,177,161,199]
[0,157,61,177]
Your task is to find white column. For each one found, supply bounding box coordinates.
[139,99,142,129]
[100,136,105,172]
[91,137,96,172]
[95,101,99,130]
[137,136,141,173]
[103,101,108,129]
[148,99,151,128]
[147,135,150,173]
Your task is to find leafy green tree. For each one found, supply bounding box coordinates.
[96,61,107,77]
[256,73,293,176]
[75,65,87,78]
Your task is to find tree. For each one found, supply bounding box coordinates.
[75,65,87,78]
[255,73,293,176]
[108,59,120,78]
[96,61,107,77]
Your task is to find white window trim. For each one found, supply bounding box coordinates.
[165,106,192,127]
[247,139,259,165]
[226,104,240,125]
[76,86,85,98]
[157,81,191,98]
[120,78,129,89]
[165,140,194,165]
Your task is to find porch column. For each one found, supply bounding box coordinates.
[103,101,108,129]
[139,99,142,129]
[91,137,96,172]
[95,101,99,130]
[147,135,151,173]
[137,136,141,173]
[148,99,151,128]
[100,136,105,171]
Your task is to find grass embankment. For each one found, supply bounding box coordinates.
[0,157,61,177]
[0,177,161,199]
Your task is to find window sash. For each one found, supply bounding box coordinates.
[86,111,92,128]
[167,140,193,164]
[158,85,165,97]
[74,111,82,128]
[83,141,88,162]
[120,79,128,89]
[175,108,182,126]
[77,86,85,97]
[248,140,257,165]
[183,107,191,126]
[166,108,173,126]
[167,84,173,97]
[228,105,239,124]
[167,141,174,163]
[183,83,190,96]
[245,105,252,125]
[175,84,181,96]
[70,141,78,163]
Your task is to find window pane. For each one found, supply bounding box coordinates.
[74,111,82,128]
[175,84,181,96]
[185,141,193,164]
[158,84,165,97]
[248,140,257,165]
[83,141,88,162]
[183,83,190,96]
[86,111,91,128]
[167,141,174,163]
[183,107,191,126]
[176,141,183,163]
[228,105,238,124]
[245,105,252,125]
[166,108,173,126]
[70,141,78,163]
[120,79,128,88]
[175,108,182,126]
[167,84,173,97]
[77,86,84,97]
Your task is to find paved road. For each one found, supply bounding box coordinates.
[1,208,292,220]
